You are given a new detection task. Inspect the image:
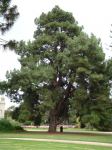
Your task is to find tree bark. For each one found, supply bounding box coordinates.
[48,82,74,132]
[48,109,58,132]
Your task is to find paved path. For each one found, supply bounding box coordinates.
[1,138,112,147]
[26,129,112,135]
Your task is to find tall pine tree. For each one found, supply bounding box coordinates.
[1,6,112,132]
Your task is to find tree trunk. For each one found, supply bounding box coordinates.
[48,98,69,132]
[48,109,58,132]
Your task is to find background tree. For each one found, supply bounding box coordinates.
[5,105,16,118]
[1,6,112,132]
[0,0,19,45]
[0,0,19,33]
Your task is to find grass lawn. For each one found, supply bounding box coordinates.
[0,139,112,150]
[0,131,112,144]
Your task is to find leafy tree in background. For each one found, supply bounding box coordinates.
[5,105,16,118]
[17,89,42,126]
[1,6,112,132]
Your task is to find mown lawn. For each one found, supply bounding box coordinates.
[0,139,112,150]
[0,131,112,144]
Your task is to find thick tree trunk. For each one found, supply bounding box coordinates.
[48,109,58,132]
[48,122,57,132]
[48,98,69,132]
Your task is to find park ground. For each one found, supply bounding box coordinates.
[0,128,112,150]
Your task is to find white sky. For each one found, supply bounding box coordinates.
[0,0,112,108]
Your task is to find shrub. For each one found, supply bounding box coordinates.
[7,117,21,127]
[0,119,14,131]
[14,125,24,131]
[0,119,24,132]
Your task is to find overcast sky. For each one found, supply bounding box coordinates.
[0,0,112,108]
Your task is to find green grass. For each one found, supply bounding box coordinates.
[0,139,112,150]
[0,132,112,144]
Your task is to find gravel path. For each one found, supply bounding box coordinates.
[1,138,112,147]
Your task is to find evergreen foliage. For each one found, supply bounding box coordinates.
[0,6,112,132]
[0,0,19,33]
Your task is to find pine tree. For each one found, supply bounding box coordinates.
[1,6,112,132]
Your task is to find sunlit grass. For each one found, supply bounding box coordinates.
[0,139,112,150]
[0,131,112,144]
